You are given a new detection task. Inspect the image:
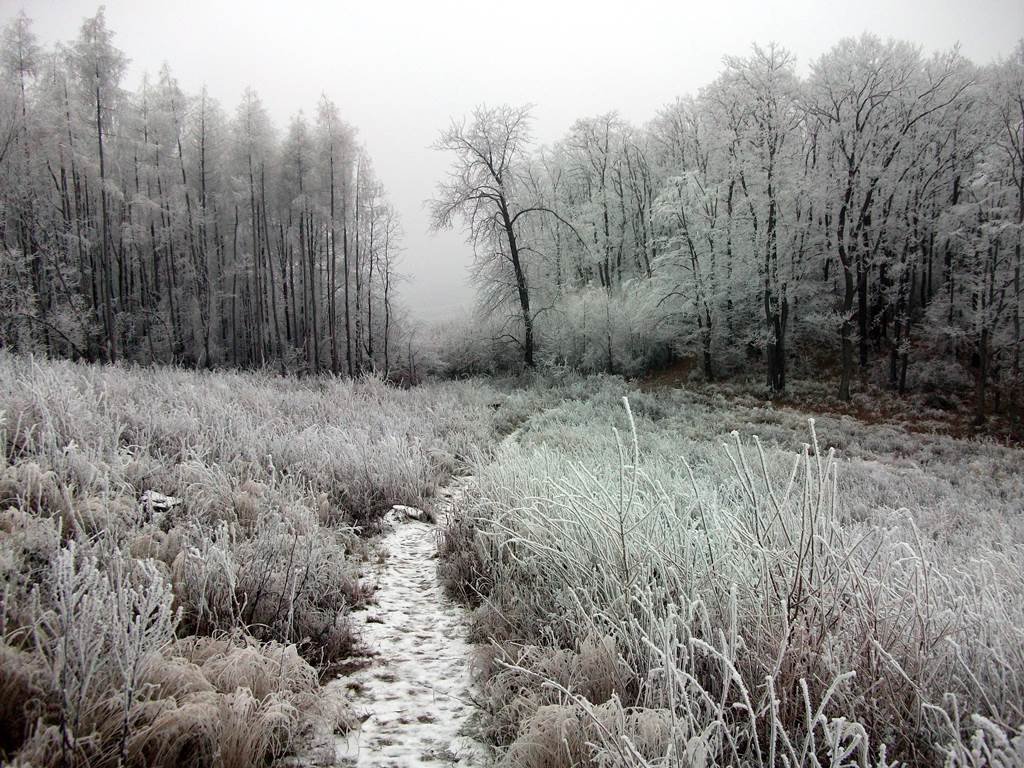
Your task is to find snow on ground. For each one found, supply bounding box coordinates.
[328,478,490,767]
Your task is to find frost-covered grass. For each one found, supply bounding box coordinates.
[442,378,1024,767]
[0,352,499,766]
[4,354,1021,766]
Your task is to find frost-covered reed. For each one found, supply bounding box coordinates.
[444,388,1024,767]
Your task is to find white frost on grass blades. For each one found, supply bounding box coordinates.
[330,479,489,766]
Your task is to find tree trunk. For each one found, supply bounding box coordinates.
[499,198,534,367]
[974,326,989,426]
[95,78,117,362]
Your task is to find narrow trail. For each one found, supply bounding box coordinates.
[328,477,490,767]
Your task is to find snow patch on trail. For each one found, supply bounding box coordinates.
[328,478,490,766]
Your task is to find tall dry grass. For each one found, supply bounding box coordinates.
[443,385,1024,767]
[0,352,499,765]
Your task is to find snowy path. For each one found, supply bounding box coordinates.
[329,478,490,767]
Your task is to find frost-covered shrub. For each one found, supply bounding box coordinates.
[537,285,677,376]
[25,543,178,767]
[419,313,524,377]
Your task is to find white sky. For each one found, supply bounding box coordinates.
[3,0,1021,321]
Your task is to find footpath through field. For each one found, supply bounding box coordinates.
[328,477,489,766]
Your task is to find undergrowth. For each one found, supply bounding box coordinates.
[0,352,498,766]
[442,379,1024,767]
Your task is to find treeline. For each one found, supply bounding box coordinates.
[435,38,1023,418]
[0,9,403,374]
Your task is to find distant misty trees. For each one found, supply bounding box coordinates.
[0,10,403,374]
[436,38,1023,421]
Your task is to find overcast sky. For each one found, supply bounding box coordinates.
[3,0,1021,322]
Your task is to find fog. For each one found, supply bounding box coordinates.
[5,0,1021,322]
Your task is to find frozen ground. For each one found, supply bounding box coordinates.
[328,477,490,767]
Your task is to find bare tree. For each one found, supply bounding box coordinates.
[431,104,581,367]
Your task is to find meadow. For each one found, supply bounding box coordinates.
[1,357,1022,767]
[0,353,498,767]
[441,378,1024,767]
